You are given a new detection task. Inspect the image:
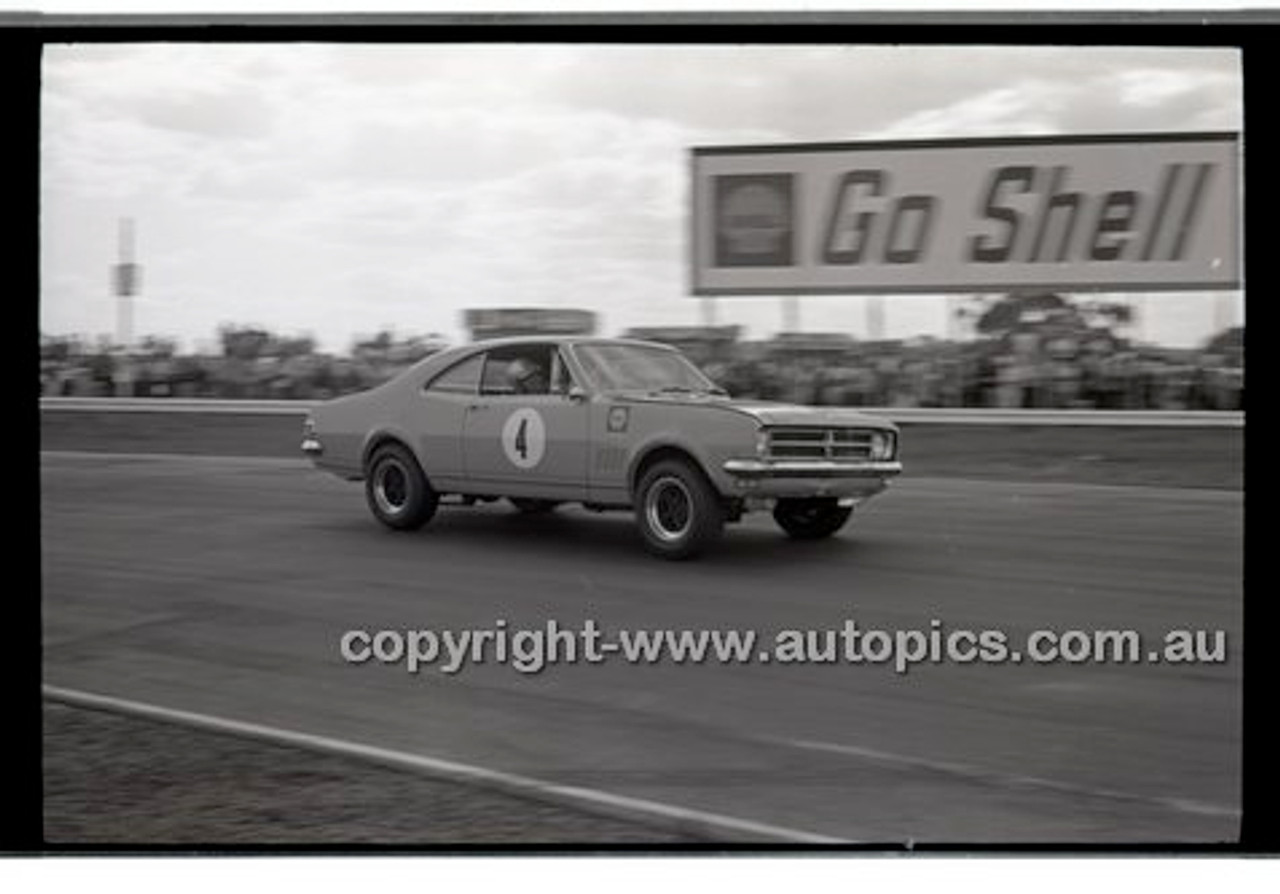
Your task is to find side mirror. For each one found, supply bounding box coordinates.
[567,385,588,403]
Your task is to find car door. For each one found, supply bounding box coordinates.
[461,344,590,500]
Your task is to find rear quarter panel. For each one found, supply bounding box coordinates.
[309,347,481,480]
[311,379,418,480]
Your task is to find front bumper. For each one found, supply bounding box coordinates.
[722,458,902,499]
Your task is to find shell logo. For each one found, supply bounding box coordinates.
[721,183,787,254]
[714,174,794,266]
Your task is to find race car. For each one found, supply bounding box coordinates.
[302,336,901,559]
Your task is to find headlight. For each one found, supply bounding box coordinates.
[869,430,895,460]
[755,427,769,458]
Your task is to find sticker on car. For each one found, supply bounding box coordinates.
[607,405,630,433]
[501,407,546,469]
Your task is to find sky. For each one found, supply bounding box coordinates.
[40,43,1244,354]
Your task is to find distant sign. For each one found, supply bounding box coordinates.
[464,308,597,339]
[113,262,141,296]
[691,133,1240,295]
[624,325,742,344]
[768,332,858,353]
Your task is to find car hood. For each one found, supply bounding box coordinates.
[609,391,898,430]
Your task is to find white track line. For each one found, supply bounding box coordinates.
[784,737,1240,820]
[43,684,845,845]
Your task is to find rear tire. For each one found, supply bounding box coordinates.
[773,498,852,540]
[365,443,438,531]
[635,459,725,560]
[508,497,561,514]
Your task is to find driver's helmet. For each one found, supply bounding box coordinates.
[507,357,544,392]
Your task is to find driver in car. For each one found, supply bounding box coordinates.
[507,356,549,395]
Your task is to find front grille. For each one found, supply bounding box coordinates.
[765,427,879,461]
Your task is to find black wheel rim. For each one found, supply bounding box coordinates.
[645,476,693,542]
[374,460,409,514]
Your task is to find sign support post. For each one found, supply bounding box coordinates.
[700,296,717,327]
[112,218,141,396]
[782,296,799,333]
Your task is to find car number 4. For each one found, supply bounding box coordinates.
[502,407,546,469]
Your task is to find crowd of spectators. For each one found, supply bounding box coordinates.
[39,328,446,401]
[40,320,1244,412]
[705,329,1244,411]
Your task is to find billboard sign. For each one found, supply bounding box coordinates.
[464,308,598,339]
[691,133,1240,295]
[113,262,141,296]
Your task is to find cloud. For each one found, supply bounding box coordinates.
[544,45,1239,142]
[40,44,1243,352]
[1116,68,1207,108]
[873,81,1071,138]
[131,87,274,140]
[873,59,1239,140]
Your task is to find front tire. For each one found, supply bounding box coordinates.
[773,498,853,540]
[365,443,438,531]
[635,459,725,560]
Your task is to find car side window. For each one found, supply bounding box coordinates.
[571,346,612,391]
[481,345,555,396]
[425,353,484,394]
[550,348,578,395]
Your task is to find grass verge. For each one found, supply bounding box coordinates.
[43,700,698,846]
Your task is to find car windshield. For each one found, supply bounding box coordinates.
[573,343,723,394]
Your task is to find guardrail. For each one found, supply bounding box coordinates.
[41,397,317,415]
[867,407,1244,427]
[39,397,1244,427]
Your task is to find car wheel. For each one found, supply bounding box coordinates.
[772,498,853,540]
[365,443,438,531]
[508,498,561,514]
[635,459,725,559]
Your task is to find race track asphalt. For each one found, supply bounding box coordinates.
[40,451,1243,844]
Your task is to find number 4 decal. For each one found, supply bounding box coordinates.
[502,408,546,469]
[514,418,529,460]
